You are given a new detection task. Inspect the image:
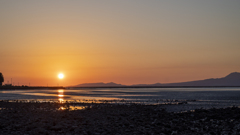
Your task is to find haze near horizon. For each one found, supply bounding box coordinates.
[1,1,240,86]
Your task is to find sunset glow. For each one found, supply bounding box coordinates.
[1,1,240,134]
[0,1,240,86]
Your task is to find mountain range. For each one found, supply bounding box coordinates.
[73,82,124,87]
[73,72,240,87]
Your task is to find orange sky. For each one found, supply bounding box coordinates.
[0,1,240,86]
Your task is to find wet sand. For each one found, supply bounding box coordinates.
[0,101,240,135]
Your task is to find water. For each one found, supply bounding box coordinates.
[1,87,240,110]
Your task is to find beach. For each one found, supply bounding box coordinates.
[2,0,240,134]
[1,101,240,135]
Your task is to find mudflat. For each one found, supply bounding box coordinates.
[0,101,240,135]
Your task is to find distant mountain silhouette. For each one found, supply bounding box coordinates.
[72,72,240,87]
[132,83,162,86]
[133,72,240,87]
[74,82,124,87]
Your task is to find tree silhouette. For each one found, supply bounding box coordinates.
[0,73,4,86]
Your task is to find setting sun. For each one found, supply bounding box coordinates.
[58,73,64,79]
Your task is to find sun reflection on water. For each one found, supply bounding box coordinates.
[58,105,90,111]
[58,89,64,103]
[58,90,64,93]
[59,98,64,103]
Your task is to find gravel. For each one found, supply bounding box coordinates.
[0,101,240,135]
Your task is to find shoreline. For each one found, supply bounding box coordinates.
[0,101,240,134]
[0,86,65,90]
[1,86,240,90]
[1,99,237,113]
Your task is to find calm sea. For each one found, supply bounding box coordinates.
[1,87,240,110]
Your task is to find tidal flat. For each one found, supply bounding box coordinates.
[0,101,240,135]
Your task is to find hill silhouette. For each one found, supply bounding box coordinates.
[134,72,240,87]
[74,82,124,87]
[72,72,240,87]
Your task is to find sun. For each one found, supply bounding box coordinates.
[58,73,64,79]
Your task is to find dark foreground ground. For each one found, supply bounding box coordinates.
[0,101,240,135]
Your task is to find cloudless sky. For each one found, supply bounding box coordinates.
[0,0,240,86]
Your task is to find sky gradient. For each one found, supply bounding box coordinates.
[1,1,240,86]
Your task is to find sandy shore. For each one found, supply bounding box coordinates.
[0,101,240,135]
